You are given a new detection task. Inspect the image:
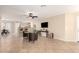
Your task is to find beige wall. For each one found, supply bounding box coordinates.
[46,12,79,42]
[47,14,65,41]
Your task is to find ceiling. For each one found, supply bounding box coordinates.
[0,5,79,18]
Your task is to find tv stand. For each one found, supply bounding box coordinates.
[39,30,48,37]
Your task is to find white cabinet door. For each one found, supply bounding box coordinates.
[76,16,79,41]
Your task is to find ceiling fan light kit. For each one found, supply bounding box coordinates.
[27,12,38,19]
[32,16,38,19]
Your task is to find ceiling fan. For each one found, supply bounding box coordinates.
[25,12,38,19]
[28,12,38,19]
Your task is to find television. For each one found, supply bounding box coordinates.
[41,22,48,28]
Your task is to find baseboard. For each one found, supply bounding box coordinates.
[54,37,77,42]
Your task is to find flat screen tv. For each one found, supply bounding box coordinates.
[41,22,48,28]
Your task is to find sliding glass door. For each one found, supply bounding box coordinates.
[0,22,20,37]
